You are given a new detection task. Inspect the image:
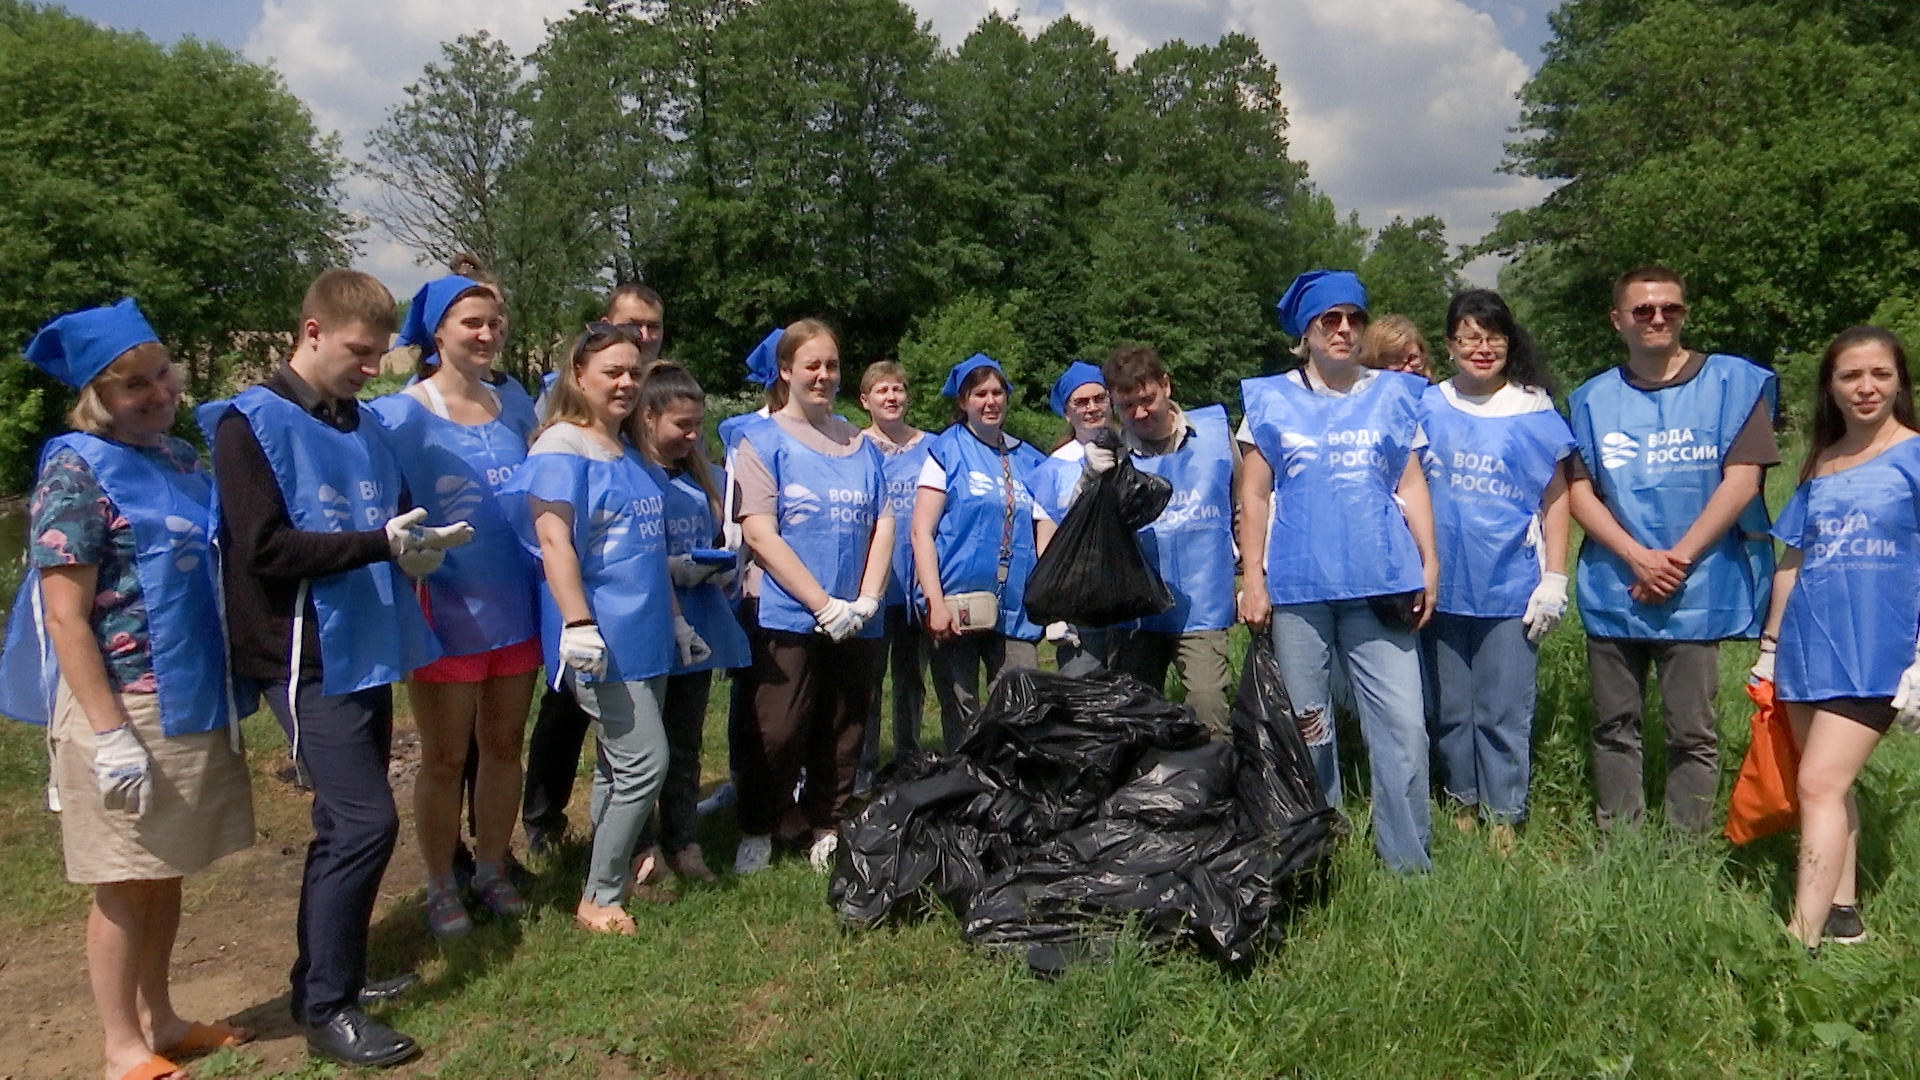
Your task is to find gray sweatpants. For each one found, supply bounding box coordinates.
[571,673,670,906]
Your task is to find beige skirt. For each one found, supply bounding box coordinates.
[52,683,255,884]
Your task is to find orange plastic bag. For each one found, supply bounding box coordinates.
[1724,679,1801,845]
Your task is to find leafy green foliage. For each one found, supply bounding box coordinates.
[361,0,1368,411]
[1359,214,1461,359]
[895,293,1031,432]
[1486,0,1920,393]
[0,1,353,487]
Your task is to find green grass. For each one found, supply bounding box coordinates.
[9,437,1920,1075]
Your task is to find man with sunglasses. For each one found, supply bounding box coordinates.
[1567,265,1778,833]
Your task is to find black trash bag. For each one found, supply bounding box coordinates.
[829,662,1339,973]
[1022,431,1175,627]
[954,669,1207,821]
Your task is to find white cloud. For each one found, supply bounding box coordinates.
[244,0,1549,294]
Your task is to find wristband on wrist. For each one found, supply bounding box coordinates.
[565,618,596,628]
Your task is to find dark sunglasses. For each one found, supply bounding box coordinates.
[1314,309,1369,333]
[583,320,642,344]
[1627,303,1688,324]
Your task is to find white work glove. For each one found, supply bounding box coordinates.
[1891,638,1920,730]
[559,623,608,680]
[1082,443,1117,476]
[814,597,860,642]
[668,553,719,589]
[849,595,880,622]
[92,724,154,816]
[417,520,474,551]
[708,566,738,589]
[1044,621,1081,648]
[1749,643,1776,685]
[396,547,446,578]
[1521,571,1569,644]
[384,507,429,556]
[674,615,712,667]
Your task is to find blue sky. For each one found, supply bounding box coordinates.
[46,0,1565,292]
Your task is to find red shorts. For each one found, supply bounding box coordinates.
[411,591,542,683]
[411,636,543,683]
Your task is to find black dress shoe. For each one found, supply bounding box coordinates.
[358,973,420,1005]
[306,1007,421,1068]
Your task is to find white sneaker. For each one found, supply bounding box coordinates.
[808,831,839,873]
[734,834,773,876]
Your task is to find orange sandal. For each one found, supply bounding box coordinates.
[159,1020,252,1057]
[575,900,637,936]
[118,1055,183,1080]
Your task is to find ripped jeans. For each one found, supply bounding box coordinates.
[1270,599,1431,872]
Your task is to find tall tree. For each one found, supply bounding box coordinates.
[1487,0,1920,388]
[0,0,353,486]
[360,32,527,272]
[1361,215,1461,359]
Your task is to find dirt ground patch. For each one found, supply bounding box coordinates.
[0,728,443,1079]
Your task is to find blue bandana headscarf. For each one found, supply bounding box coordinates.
[396,275,485,360]
[940,353,1005,399]
[744,328,784,388]
[24,298,161,390]
[1048,361,1106,417]
[1276,270,1367,339]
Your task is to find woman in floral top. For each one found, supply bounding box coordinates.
[4,300,255,1080]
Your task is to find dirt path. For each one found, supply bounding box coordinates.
[0,729,439,1079]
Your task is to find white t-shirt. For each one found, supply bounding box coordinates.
[916,433,1051,522]
[1437,379,1555,418]
[529,422,624,462]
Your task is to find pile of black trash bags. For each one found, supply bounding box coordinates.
[828,634,1341,974]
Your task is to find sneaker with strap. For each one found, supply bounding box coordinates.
[424,882,472,939]
[1824,904,1867,945]
[472,870,528,918]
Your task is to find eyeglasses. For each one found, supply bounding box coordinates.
[1627,303,1687,324]
[584,320,642,344]
[1314,309,1369,333]
[1451,334,1509,353]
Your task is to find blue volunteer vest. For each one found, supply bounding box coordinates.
[0,435,233,736]
[1024,449,1083,526]
[1240,370,1425,605]
[1773,438,1920,701]
[222,387,440,693]
[1419,387,1576,618]
[502,442,676,685]
[739,418,887,639]
[367,389,539,656]
[1570,353,1776,640]
[925,425,1048,640]
[873,432,932,608]
[1130,404,1238,633]
[661,468,751,672]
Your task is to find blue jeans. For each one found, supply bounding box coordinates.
[1422,614,1537,824]
[1270,600,1431,872]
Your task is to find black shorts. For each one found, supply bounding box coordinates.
[1802,696,1896,734]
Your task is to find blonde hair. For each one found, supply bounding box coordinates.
[301,269,397,336]
[67,342,171,436]
[535,325,653,445]
[1360,315,1427,371]
[768,318,837,411]
[859,359,907,397]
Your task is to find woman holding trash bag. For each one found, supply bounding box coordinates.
[1,300,255,1080]
[501,322,710,935]
[1417,289,1575,850]
[1026,361,1118,668]
[627,363,749,889]
[368,274,540,936]
[1237,270,1441,873]
[1751,326,1920,951]
[732,320,892,875]
[855,361,932,794]
[913,354,1051,747]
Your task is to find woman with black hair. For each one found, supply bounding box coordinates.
[1417,289,1575,849]
[1754,326,1920,951]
